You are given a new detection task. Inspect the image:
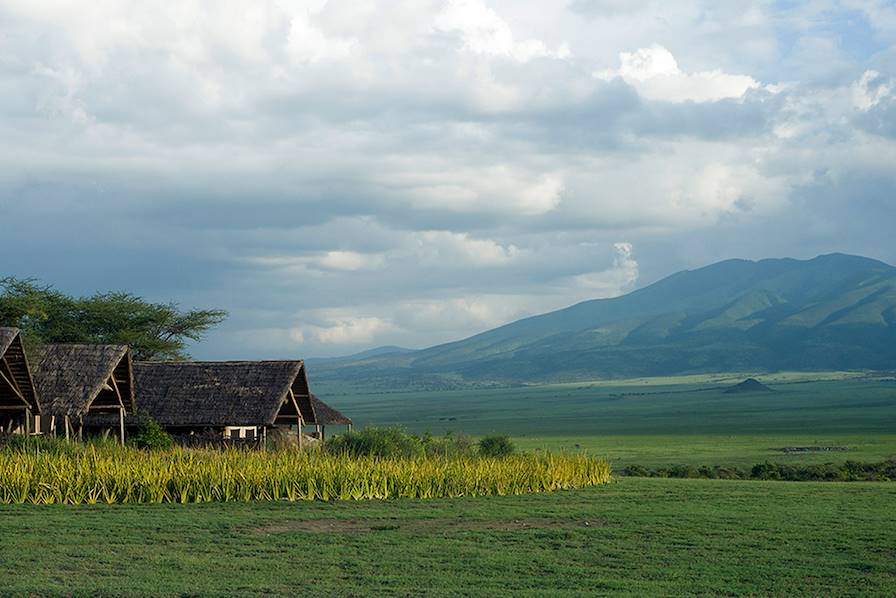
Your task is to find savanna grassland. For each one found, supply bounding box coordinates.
[3,372,896,596]
[1,478,894,596]
[321,372,896,468]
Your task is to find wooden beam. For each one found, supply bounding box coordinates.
[289,388,303,450]
[109,370,126,408]
[1,356,25,398]
[119,407,125,446]
[108,373,125,408]
[0,368,28,406]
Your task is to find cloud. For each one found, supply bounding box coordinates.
[595,44,761,102]
[274,241,643,351]
[286,9,358,64]
[571,241,638,295]
[434,0,570,62]
[414,231,522,267]
[299,316,394,345]
[852,70,893,111]
[1,1,894,359]
[246,251,385,274]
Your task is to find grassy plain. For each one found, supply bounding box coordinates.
[322,373,896,467]
[3,372,893,596]
[1,478,894,596]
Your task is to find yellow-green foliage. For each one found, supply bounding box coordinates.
[0,445,611,504]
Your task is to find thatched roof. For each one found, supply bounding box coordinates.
[310,394,352,425]
[32,344,135,417]
[0,328,18,356]
[133,361,315,427]
[0,327,39,412]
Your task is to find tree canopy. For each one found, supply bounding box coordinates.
[0,277,227,360]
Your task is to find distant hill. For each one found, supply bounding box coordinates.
[314,253,896,390]
[306,345,415,366]
[723,378,774,394]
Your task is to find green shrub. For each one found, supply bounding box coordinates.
[478,434,515,458]
[131,417,174,451]
[324,427,424,458]
[422,431,475,458]
[751,462,782,480]
[622,460,896,482]
[623,464,650,477]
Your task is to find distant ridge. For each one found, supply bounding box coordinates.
[307,345,414,365]
[314,253,896,390]
[723,378,773,394]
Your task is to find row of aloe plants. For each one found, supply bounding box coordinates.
[0,444,611,504]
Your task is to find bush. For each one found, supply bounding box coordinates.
[324,427,424,458]
[623,464,650,477]
[478,434,515,458]
[421,431,475,458]
[621,460,896,482]
[131,417,174,451]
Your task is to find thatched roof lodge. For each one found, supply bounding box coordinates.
[310,393,352,441]
[32,344,135,443]
[132,360,316,444]
[0,327,39,434]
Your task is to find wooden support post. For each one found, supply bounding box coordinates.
[119,407,125,446]
[298,420,303,450]
[25,408,31,435]
[321,425,326,443]
[64,416,70,441]
[78,417,83,441]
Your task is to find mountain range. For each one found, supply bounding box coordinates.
[312,253,896,391]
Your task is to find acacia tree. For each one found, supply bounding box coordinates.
[0,277,227,360]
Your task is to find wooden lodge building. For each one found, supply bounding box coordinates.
[310,393,352,441]
[0,330,350,446]
[131,360,319,445]
[0,328,39,435]
[31,344,136,443]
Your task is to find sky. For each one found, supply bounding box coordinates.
[1,0,895,358]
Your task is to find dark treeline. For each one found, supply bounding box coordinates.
[623,460,896,482]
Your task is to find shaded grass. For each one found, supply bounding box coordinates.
[323,374,896,468]
[516,433,896,468]
[325,375,896,437]
[1,478,894,596]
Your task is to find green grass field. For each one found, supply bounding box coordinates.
[322,373,896,468]
[3,372,894,596]
[2,478,894,596]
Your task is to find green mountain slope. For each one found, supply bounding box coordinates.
[315,254,896,389]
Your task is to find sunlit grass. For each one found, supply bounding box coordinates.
[0,443,611,505]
